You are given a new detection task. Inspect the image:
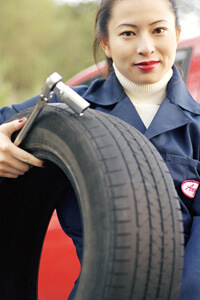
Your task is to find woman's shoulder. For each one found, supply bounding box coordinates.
[73,72,124,107]
[168,66,200,116]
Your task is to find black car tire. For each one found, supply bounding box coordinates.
[0,104,183,300]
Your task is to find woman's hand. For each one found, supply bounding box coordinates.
[0,117,43,178]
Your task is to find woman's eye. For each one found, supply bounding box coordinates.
[121,31,135,37]
[154,27,166,34]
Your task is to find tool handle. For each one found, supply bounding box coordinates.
[14,102,43,146]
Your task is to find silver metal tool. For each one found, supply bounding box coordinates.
[14,72,90,146]
[14,72,62,146]
[54,81,89,115]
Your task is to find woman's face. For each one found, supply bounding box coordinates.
[100,0,181,84]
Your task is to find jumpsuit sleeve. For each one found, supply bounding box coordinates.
[179,186,200,300]
[0,95,39,124]
[0,92,67,125]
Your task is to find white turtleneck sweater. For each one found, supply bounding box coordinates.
[113,64,173,128]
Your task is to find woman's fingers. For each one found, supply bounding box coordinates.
[0,117,27,137]
[2,139,43,168]
[0,162,28,178]
[0,118,43,178]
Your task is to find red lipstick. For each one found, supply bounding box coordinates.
[135,61,159,71]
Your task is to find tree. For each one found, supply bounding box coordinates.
[0,0,98,105]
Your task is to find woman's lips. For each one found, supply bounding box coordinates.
[135,61,159,71]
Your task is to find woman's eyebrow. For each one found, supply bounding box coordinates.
[150,20,169,25]
[117,20,168,29]
[117,24,137,28]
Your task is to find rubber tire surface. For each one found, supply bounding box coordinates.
[0,104,183,300]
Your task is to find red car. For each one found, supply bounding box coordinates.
[38,35,200,300]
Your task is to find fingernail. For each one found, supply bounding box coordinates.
[42,162,48,168]
[18,117,26,123]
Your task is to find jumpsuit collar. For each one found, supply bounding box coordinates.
[83,66,199,139]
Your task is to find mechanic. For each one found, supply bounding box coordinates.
[0,0,200,299]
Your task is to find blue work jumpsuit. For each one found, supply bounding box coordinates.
[0,65,200,299]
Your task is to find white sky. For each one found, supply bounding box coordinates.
[180,13,200,39]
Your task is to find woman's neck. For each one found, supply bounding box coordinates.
[113,63,173,105]
[113,63,173,128]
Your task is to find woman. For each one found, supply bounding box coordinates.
[0,0,200,299]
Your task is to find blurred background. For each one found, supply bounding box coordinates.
[0,0,199,106]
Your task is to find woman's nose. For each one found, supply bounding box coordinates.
[137,35,155,56]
